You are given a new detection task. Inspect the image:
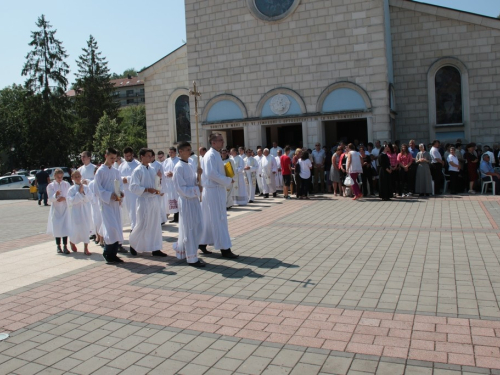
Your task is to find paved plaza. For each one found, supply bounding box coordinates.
[1,194,500,374]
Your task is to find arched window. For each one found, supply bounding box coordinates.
[435,66,462,125]
[175,95,191,142]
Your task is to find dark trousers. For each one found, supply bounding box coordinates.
[361,167,373,195]
[38,183,48,205]
[55,237,67,246]
[449,171,459,194]
[294,173,301,196]
[408,164,417,193]
[392,168,400,196]
[299,177,310,197]
[104,241,119,259]
[399,169,410,195]
[430,163,444,194]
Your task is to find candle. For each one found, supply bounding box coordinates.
[155,175,161,193]
[114,179,121,201]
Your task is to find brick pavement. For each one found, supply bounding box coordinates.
[0,194,500,374]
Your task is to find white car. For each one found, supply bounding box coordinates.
[0,175,31,189]
[45,167,72,183]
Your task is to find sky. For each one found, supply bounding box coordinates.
[0,0,498,90]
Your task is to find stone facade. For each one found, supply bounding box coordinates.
[390,0,500,144]
[139,0,500,152]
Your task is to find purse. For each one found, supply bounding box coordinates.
[344,175,354,186]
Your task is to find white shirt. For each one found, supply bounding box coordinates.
[430,147,442,163]
[78,163,96,183]
[447,154,459,172]
[298,159,312,179]
[270,147,283,158]
[311,149,326,165]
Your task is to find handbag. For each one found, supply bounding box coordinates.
[344,175,354,186]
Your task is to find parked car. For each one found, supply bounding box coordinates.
[0,175,31,189]
[28,176,36,185]
[45,167,72,183]
[30,170,41,176]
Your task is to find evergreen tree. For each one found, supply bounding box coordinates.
[73,35,117,152]
[93,112,121,160]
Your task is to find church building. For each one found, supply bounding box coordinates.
[139,0,500,151]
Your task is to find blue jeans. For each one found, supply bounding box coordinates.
[38,183,48,205]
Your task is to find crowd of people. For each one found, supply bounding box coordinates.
[40,134,500,266]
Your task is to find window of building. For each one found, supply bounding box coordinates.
[126,99,135,105]
[126,90,134,97]
[435,66,462,125]
[175,95,191,142]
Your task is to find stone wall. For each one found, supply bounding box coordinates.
[390,0,500,144]
[184,0,393,147]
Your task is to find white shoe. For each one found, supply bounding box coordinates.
[468,190,475,194]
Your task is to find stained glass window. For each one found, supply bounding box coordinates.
[435,66,462,125]
[255,0,295,18]
[175,95,191,142]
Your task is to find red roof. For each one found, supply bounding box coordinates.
[111,76,143,88]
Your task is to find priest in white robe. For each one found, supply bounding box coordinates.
[118,147,140,231]
[163,147,180,223]
[230,148,248,206]
[258,148,278,198]
[222,149,235,208]
[275,149,283,190]
[243,149,258,203]
[150,151,168,224]
[254,148,264,196]
[94,148,125,263]
[129,148,167,257]
[173,142,205,267]
[67,170,92,255]
[198,133,239,258]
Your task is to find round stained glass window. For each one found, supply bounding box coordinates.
[247,0,300,22]
[255,0,295,18]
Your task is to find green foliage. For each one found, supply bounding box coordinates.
[110,68,138,79]
[73,35,118,152]
[93,105,146,161]
[21,15,69,101]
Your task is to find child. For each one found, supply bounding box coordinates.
[47,168,71,254]
[173,141,205,267]
[88,170,104,247]
[67,170,92,255]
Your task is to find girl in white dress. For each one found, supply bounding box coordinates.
[47,169,71,254]
[67,171,92,255]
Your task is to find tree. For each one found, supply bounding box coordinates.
[93,112,122,160]
[118,105,147,153]
[73,35,118,152]
[21,14,69,101]
[110,68,138,79]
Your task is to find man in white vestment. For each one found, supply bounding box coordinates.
[173,142,205,267]
[129,148,167,257]
[243,149,258,203]
[94,148,124,264]
[78,151,96,184]
[151,151,168,224]
[270,142,283,158]
[118,147,140,232]
[254,148,264,196]
[163,147,180,223]
[275,149,283,190]
[221,149,235,209]
[258,148,278,198]
[230,148,248,206]
[198,133,239,258]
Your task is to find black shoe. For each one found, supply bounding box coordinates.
[130,247,137,256]
[63,246,70,254]
[198,245,212,254]
[152,250,167,257]
[103,253,112,263]
[117,245,129,253]
[248,200,254,203]
[264,194,269,198]
[57,246,63,254]
[189,260,206,268]
[44,204,50,207]
[90,235,96,241]
[259,193,264,196]
[113,256,124,263]
[273,192,277,197]
[38,200,41,206]
[161,222,165,225]
[221,249,239,259]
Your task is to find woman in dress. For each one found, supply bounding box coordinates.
[388,144,400,197]
[330,146,343,196]
[414,143,432,196]
[464,143,479,194]
[378,144,393,201]
[346,143,363,200]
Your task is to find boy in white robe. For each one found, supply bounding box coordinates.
[258,148,278,198]
[221,149,235,209]
[230,148,248,206]
[173,142,205,267]
[118,147,140,231]
[275,149,283,190]
[243,149,258,203]
[47,169,71,254]
[198,133,239,258]
[151,150,168,224]
[67,170,92,255]
[163,147,180,223]
[88,174,104,247]
[129,148,167,257]
[94,147,125,264]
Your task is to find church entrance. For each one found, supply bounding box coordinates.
[324,119,368,147]
[265,123,302,149]
[226,129,245,149]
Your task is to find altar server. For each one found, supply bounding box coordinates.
[94,148,124,263]
[258,148,278,198]
[150,150,168,224]
[254,148,264,196]
[222,149,235,209]
[129,148,167,257]
[243,149,258,203]
[118,147,140,230]
[88,171,104,247]
[163,147,180,223]
[198,133,239,258]
[173,142,205,267]
[78,151,96,184]
[230,148,248,206]
[47,168,71,254]
[67,170,92,255]
[275,149,283,191]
